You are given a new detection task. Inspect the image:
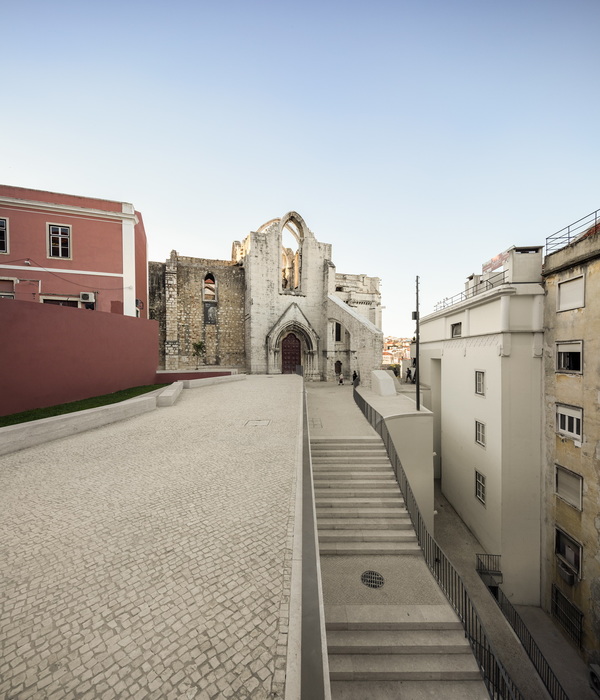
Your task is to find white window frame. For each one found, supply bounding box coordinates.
[475,420,486,447]
[555,527,582,578]
[40,295,81,308]
[557,275,584,312]
[555,465,583,511]
[47,223,72,259]
[556,341,582,374]
[475,470,486,505]
[451,322,462,338]
[556,404,582,443]
[0,217,8,254]
[475,370,485,396]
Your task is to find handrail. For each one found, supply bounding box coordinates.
[496,589,568,700]
[301,389,328,699]
[353,386,524,700]
[545,208,600,254]
[433,270,508,312]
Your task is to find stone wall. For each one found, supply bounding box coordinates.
[149,252,246,370]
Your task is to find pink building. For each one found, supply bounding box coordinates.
[0,185,148,317]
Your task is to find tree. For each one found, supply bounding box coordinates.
[192,341,206,369]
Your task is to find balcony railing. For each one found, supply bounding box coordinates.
[545,208,600,255]
[353,386,523,700]
[477,554,502,576]
[433,270,508,312]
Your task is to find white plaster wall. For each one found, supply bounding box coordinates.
[121,218,137,317]
[500,335,542,604]
[385,413,435,534]
[439,338,503,556]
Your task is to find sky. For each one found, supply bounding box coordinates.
[2,0,599,336]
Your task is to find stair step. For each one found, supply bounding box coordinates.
[313,457,390,464]
[312,462,394,476]
[316,498,405,508]
[314,480,397,488]
[318,542,422,555]
[315,491,402,500]
[313,472,395,480]
[328,653,482,681]
[310,435,381,445]
[317,518,413,530]
[326,605,463,631]
[329,680,490,700]
[327,629,471,654]
[316,508,408,518]
[318,530,417,542]
[312,449,388,457]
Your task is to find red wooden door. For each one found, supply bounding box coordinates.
[281,333,301,374]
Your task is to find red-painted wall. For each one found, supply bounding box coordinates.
[0,299,159,416]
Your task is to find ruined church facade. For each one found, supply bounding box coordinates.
[149,212,383,383]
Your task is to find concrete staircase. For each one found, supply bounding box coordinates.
[311,436,488,699]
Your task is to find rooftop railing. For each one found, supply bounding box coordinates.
[433,270,507,312]
[353,386,523,700]
[545,208,600,255]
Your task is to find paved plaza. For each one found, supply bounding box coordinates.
[0,376,303,700]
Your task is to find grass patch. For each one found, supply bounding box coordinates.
[0,385,164,428]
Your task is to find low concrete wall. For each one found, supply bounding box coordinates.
[0,375,249,456]
[356,387,435,533]
[0,396,157,457]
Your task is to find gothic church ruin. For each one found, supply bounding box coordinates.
[149,212,383,382]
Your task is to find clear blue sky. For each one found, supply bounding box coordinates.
[3,0,599,335]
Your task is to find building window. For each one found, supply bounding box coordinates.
[557,275,584,311]
[556,404,582,442]
[475,420,486,446]
[335,322,342,342]
[451,322,462,338]
[555,528,582,577]
[0,218,8,254]
[556,341,582,373]
[475,370,485,395]
[555,465,583,510]
[42,298,79,307]
[475,471,486,505]
[203,273,216,301]
[48,224,71,258]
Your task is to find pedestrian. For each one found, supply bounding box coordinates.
[339,373,344,385]
[406,367,412,383]
[352,370,358,383]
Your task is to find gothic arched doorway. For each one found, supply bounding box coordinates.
[281,333,301,374]
[334,360,342,376]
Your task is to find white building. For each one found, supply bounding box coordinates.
[417,246,544,604]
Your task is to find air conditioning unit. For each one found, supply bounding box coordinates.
[80,292,95,302]
[590,664,600,697]
[557,562,575,586]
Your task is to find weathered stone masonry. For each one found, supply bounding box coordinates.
[149,251,246,370]
[149,212,383,383]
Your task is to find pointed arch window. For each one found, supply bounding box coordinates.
[203,273,216,301]
[281,219,302,292]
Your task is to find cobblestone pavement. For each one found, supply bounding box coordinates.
[0,375,303,700]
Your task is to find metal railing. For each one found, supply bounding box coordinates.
[497,588,568,700]
[552,584,583,649]
[353,387,523,700]
[545,208,600,254]
[433,270,508,312]
[477,554,502,575]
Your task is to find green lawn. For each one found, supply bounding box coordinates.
[0,385,164,428]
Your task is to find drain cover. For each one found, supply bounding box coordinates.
[361,570,384,589]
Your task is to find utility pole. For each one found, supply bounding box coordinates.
[415,276,420,411]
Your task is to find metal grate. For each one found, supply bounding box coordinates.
[361,570,384,589]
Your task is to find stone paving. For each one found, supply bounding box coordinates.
[0,375,303,700]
